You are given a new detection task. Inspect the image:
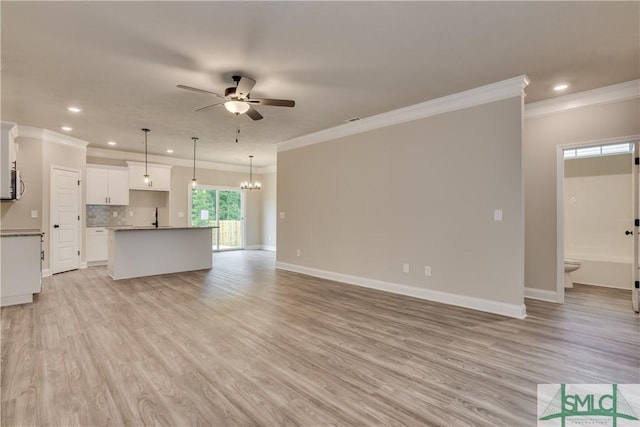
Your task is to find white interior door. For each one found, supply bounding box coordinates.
[51,168,80,274]
[632,141,639,312]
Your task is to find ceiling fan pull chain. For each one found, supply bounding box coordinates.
[236,127,240,144]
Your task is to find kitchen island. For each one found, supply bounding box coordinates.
[108,226,215,280]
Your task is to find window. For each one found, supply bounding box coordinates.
[564,142,634,159]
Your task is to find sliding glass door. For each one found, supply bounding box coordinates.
[190,186,244,251]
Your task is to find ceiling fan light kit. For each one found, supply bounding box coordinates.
[224,100,251,115]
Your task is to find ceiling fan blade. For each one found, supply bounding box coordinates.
[195,102,224,112]
[235,77,256,100]
[247,98,295,107]
[177,84,225,99]
[245,106,263,121]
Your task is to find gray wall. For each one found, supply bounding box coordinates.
[261,172,277,249]
[277,97,524,306]
[524,98,640,292]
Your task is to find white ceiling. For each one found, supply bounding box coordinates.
[1,1,638,167]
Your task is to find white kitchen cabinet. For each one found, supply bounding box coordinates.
[86,227,108,265]
[86,165,129,205]
[1,231,42,307]
[127,161,172,191]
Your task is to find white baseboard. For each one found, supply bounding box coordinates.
[246,245,277,251]
[87,260,107,267]
[524,287,560,303]
[42,269,51,278]
[275,262,526,319]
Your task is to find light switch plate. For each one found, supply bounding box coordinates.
[178,212,184,218]
[31,210,38,218]
[494,209,503,221]
[280,212,286,219]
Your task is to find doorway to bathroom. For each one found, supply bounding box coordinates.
[558,139,639,312]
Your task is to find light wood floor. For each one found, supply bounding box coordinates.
[2,251,638,426]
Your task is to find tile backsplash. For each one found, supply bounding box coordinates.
[86,205,127,226]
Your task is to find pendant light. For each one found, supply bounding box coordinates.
[141,128,150,184]
[191,137,198,187]
[240,155,261,190]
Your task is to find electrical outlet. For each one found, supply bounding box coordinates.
[403,263,409,273]
[129,211,134,217]
[113,211,118,217]
[280,212,286,219]
[178,212,184,218]
[425,266,431,276]
[31,210,38,219]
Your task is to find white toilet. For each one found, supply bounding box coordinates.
[564,259,581,288]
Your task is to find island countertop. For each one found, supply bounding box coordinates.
[108,226,218,231]
[0,229,44,237]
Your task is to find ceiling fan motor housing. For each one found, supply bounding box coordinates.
[225,87,238,98]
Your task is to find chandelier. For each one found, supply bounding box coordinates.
[240,155,261,190]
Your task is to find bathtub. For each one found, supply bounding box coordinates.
[566,255,632,289]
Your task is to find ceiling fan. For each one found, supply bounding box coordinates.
[177,75,295,121]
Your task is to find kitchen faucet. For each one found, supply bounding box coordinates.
[152,207,159,228]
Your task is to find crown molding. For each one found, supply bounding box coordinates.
[525,80,640,119]
[42,129,89,151]
[1,122,18,141]
[86,147,275,175]
[278,75,529,152]
[16,125,89,150]
[15,125,44,140]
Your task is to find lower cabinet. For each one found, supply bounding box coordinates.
[86,227,108,265]
[0,233,42,307]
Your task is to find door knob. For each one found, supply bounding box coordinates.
[625,230,634,235]
[53,224,60,228]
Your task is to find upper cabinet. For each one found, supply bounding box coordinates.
[127,161,171,191]
[86,165,129,205]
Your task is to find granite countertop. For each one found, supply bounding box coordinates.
[109,226,218,231]
[0,229,44,237]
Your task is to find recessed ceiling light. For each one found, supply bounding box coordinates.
[166,149,174,154]
[108,141,117,146]
[61,126,72,131]
[553,84,569,91]
[67,106,82,113]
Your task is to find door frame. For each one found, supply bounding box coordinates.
[187,184,246,251]
[49,165,83,275]
[556,135,640,305]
